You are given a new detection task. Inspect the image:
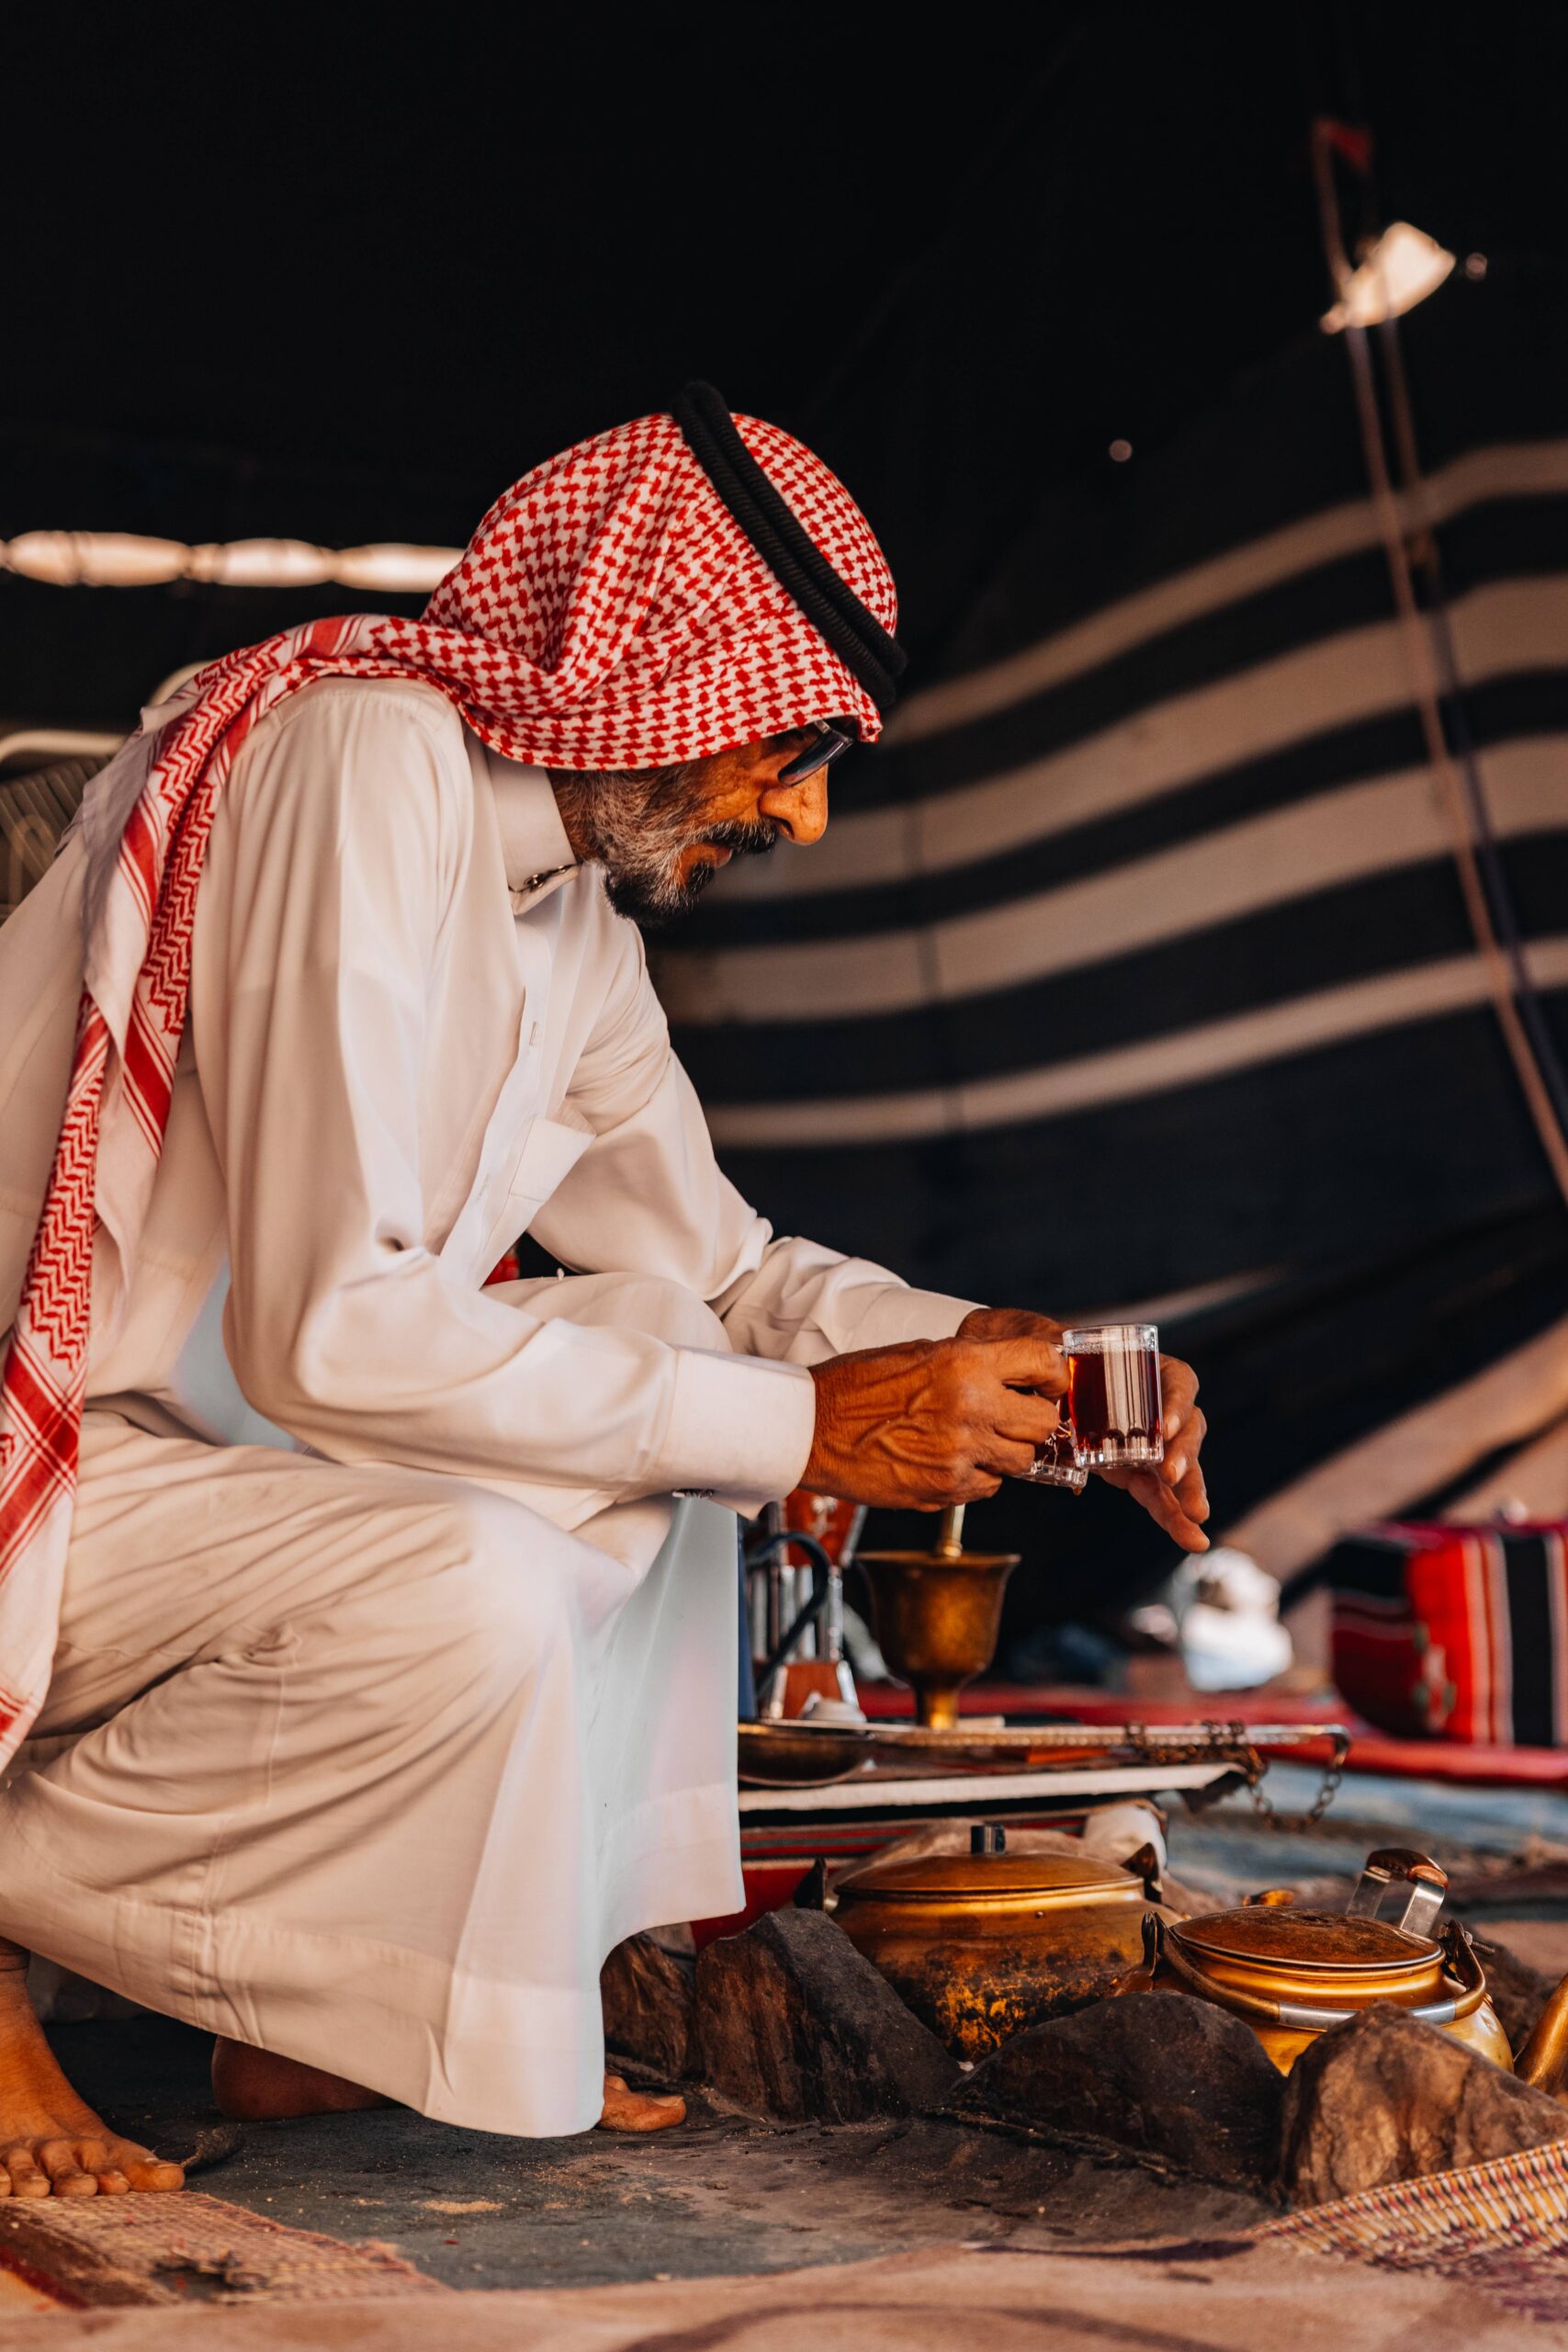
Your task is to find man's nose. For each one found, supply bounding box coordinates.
[760,769,829,845]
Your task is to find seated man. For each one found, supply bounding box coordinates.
[0,388,1209,2196]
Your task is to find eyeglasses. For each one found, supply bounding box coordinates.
[775,720,855,786]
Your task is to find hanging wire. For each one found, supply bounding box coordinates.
[1311,121,1568,1214]
[1375,317,1568,1148]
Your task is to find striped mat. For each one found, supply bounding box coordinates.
[1265,2140,1568,2325]
[0,2189,446,2308]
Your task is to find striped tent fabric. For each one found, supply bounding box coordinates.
[657,275,1568,1600]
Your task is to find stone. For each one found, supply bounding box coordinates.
[694,1908,960,2121]
[600,1934,695,2079]
[1280,2007,1568,2208]
[952,1990,1283,2188]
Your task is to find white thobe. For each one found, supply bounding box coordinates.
[0,677,973,2133]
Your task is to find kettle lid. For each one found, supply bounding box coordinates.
[837,1833,1140,1906]
[1172,1905,1437,1973]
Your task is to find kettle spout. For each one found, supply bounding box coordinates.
[1515,1971,1568,2098]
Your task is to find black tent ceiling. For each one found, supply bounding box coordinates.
[6,4,1567,719]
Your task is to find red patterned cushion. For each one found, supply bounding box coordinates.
[1331,1521,1568,1744]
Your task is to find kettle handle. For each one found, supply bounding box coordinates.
[1148,1909,1489,2031]
[1348,1848,1448,1940]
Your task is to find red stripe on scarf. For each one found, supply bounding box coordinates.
[0,401,898,1767]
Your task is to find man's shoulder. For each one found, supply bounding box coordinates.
[221,677,479,873]
[247,673,466,760]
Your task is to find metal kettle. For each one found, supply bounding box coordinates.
[834,1823,1159,2060]
[1138,1846,1568,2086]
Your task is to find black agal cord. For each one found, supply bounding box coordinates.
[671,380,908,718]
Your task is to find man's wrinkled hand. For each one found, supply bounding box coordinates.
[1096,1351,1210,1554]
[804,1332,1066,1511]
[957,1306,1211,1555]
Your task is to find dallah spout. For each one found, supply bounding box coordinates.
[1515,1972,1568,2098]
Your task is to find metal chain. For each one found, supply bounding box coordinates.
[1244,1727,1350,1831]
[1122,1720,1350,1831]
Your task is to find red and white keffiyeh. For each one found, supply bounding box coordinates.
[0,405,897,1765]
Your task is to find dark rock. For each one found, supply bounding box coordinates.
[1280,2007,1568,2207]
[952,1990,1283,2189]
[694,1908,960,2121]
[601,1934,695,2078]
[1470,1932,1558,2057]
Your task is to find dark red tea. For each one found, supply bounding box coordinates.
[1063,1325,1163,1468]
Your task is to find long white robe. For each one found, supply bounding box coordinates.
[0,678,972,2132]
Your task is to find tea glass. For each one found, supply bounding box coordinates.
[1062,1323,1164,1470]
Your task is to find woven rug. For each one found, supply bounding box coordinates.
[0,2190,446,2308]
[1264,2139,1568,2324]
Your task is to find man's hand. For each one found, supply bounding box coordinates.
[804,1333,1066,1511]
[956,1306,1211,1555]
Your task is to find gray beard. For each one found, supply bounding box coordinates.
[548,763,776,927]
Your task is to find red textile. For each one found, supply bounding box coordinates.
[1331,1520,1568,1747]
[0,405,897,1765]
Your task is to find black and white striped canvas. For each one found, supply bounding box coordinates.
[659,276,1568,1603]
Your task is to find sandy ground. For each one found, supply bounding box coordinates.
[2,2238,1563,2350]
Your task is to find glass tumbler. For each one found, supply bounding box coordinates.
[1063,1323,1164,1470]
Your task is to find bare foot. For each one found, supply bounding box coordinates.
[214,2041,685,2132]
[212,2041,391,2120]
[600,2074,686,2132]
[0,1940,184,2197]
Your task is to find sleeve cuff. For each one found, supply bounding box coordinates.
[840,1284,982,1351]
[653,1346,818,1516]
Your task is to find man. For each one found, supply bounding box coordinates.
[0,388,1209,2197]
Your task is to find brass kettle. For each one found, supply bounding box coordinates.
[1140,1846,1568,2088]
[834,1823,1159,2060]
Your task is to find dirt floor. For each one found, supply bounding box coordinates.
[50,2012,1270,2294]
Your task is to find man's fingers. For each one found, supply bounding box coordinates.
[1160,1355,1199,1440]
[1160,1408,1207,1486]
[1165,1448,1211,1523]
[1126,1467,1210,1553]
[1176,1466,1212,1521]
[977,1335,1067,1394]
[976,1435,1049,1482]
[1156,1399,1209,1521]
[992,1390,1062,1446]
[949,1469,1005,1503]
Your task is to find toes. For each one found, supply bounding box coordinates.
[121,2156,185,2193]
[599,2076,687,2133]
[37,2140,96,2197]
[74,2143,131,2196]
[6,2151,52,2199]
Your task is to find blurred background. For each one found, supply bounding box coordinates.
[5,2,1566,1679]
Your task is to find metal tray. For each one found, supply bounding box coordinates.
[738,1721,873,1787]
[865,1724,1144,1771]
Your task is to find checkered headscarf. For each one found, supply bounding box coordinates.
[0,403,899,1764]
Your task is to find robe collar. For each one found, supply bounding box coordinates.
[480,746,581,910]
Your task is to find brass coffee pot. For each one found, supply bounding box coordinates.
[856,1506,1019,1730]
[837,1835,1568,2086]
[1140,1847,1568,2088]
[834,1824,1159,2059]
